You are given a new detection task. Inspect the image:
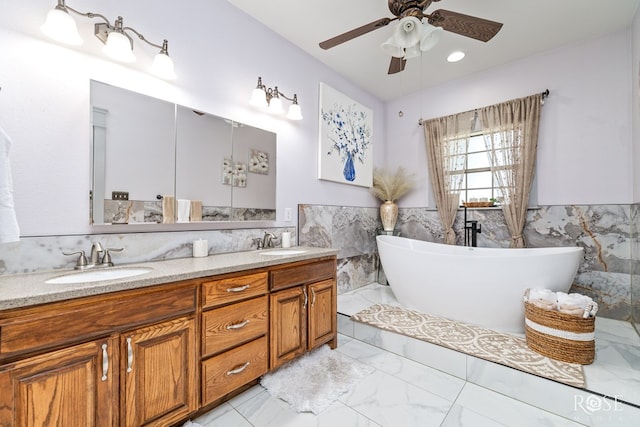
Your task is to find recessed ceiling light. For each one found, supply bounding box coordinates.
[447,51,465,62]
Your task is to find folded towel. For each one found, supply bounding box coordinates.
[177,199,191,223]
[162,195,175,224]
[0,126,20,243]
[190,200,202,222]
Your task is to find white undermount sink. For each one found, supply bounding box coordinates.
[46,267,152,284]
[259,249,307,256]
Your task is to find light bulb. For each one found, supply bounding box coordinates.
[286,103,303,120]
[103,31,135,63]
[151,51,176,80]
[41,7,83,45]
[268,97,284,115]
[249,87,268,109]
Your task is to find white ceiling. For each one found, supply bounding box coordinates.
[227,0,639,101]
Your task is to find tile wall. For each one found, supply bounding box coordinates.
[0,227,294,275]
[299,204,639,321]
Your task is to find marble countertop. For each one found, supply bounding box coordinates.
[0,247,339,311]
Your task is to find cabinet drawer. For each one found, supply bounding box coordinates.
[270,259,336,291]
[202,272,268,308]
[202,296,268,357]
[201,336,268,406]
[0,285,196,360]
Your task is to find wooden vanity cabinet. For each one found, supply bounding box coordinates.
[269,258,337,369]
[200,272,269,406]
[0,337,119,426]
[0,253,337,425]
[0,282,198,427]
[121,316,197,427]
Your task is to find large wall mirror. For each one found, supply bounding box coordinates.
[90,80,276,227]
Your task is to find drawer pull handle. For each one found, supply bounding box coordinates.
[227,320,250,330]
[101,343,108,381]
[126,337,133,373]
[226,361,250,376]
[311,289,316,306]
[226,285,250,293]
[303,288,308,308]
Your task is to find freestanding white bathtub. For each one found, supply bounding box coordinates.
[376,235,583,333]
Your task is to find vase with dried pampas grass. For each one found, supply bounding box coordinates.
[370,166,415,231]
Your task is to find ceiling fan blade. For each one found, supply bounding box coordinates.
[428,9,503,42]
[388,57,406,74]
[319,17,396,50]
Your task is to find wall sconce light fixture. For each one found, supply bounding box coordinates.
[40,0,176,80]
[249,77,302,121]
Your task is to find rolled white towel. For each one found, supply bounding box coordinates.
[557,292,592,309]
[557,292,597,317]
[527,288,557,309]
[528,288,556,303]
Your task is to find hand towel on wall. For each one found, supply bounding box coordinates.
[177,199,191,223]
[162,195,175,224]
[0,126,20,243]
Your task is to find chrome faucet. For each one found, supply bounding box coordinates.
[255,232,276,250]
[63,242,124,270]
[89,242,104,265]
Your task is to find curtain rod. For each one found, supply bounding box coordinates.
[418,89,550,126]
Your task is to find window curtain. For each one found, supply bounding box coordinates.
[480,93,542,248]
[423,112,474,244]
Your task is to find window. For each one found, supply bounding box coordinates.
[447,132,508,206]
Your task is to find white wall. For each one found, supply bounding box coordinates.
[386,30,634,207]
[0,0,385,236]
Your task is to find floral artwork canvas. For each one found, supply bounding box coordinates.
[318,82,373,187]
[249,149,269,175]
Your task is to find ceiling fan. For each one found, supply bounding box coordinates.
[319,0,503,74]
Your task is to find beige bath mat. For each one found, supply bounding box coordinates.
[352,304,585,388]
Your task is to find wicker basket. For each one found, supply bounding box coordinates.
[524,299,595,365]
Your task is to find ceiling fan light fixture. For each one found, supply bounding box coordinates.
[394,16,423,48]
[419,24,443,52]
[381,37,405,58]
[447,51,466,62]
[403,44,420,59]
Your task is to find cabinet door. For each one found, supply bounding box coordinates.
[269,286,307,369]
[122,316,197,427]
[0,338,118,427]
[307,279,337,350]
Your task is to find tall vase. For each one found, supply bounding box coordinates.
[380,200,398,231]
[343,152,356,182]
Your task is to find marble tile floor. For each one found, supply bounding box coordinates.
[190,284,640,427]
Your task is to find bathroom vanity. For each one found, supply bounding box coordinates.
[0,248,337,426]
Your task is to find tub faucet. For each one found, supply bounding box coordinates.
[463,207,482,247]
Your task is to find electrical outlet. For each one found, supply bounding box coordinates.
[284,208,292,222]
[112,191,129,201]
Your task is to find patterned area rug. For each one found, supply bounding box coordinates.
[352,304,585,388]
